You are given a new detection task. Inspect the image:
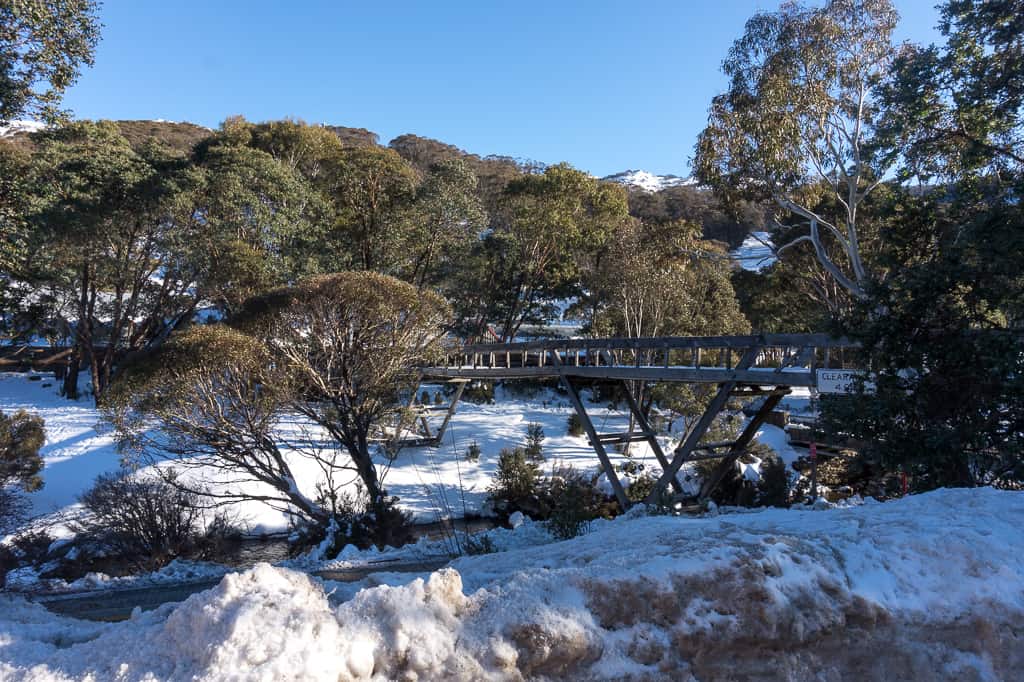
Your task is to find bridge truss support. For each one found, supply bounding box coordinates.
[419,333,858,509]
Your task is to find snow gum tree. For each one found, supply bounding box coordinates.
[234,272,450,507]
[460,164,630,342]
[105,325,329,524]
[821,0,1024,489]
[25,121,208,402]
[695,0,899,300]
[109,272,449,528]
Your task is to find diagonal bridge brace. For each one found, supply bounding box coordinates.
[548,350,632,509]
[643,346,762,505]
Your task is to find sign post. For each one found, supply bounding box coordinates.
[809,441,818,501]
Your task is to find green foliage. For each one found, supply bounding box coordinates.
[465,440,481,463]
[329,145,418,273]
[453,163,630,341]
[486,447,542,516]
[820,0,1024,491]
[696,0,899,301]
[524,422,545,461]
[542,468,604,540]
[0,409,45,492]
[405,158,486,288]
[756,454,791,508]
[309,494,414,555]
[462,381,495,404]
[463,534,496,555]
[0,408,44,530]
[876,0,1024,180]
[0,0,101,123]
[566,412,584,437]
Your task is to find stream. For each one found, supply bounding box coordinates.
[28,517,498,622]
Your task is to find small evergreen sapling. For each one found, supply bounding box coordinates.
[525,422,545,461]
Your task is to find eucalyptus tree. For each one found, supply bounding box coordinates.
[328,146,419,273]
[404,157,486,289]
[0,0,100,123]
[695,0,899,299]
[233,272,450,507]
[191,120,320,314]
[591,219,749,434]
[465,164,629,342]
[27,121,205,400]
[821,0,1024,488]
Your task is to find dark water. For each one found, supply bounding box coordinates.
[218,516,499,568]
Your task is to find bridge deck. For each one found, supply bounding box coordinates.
[420,333,857,388]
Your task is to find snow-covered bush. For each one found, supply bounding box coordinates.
[524,422,545,461]
[464,440,481,463]
[566,412,584,436]
[756,454,790,508]
[74,472,238,569]
[0,529,54,588]
[0,409,45,532]
[298,492,413,557]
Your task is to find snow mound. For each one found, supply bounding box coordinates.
[161,564,347,681]
[1,488,1022,680]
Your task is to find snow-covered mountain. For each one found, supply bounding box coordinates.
[0,119,46,138]
[601,169,695,193]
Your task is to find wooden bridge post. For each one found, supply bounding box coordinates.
[429,379,468,447]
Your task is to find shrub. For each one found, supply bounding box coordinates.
[463,381,495,404]
[0,529,54,588]
[487,447,542,517]
[465,440,481,462]
[541,467,605,540]
[625,471,659,503]
[74,471,236,569]
[524,422,545,461]
[756,454,791,508]
[566,412,584,437]
[304,492,414,557]
[0,409,45,532]
[464,534,496,555]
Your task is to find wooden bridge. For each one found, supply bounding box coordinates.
[409,333,860,510]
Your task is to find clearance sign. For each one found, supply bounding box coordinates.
[816,369,873,394]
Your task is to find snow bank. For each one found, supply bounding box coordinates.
[2,487,1022,680]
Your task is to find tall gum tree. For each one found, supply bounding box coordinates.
[695,0,899,300]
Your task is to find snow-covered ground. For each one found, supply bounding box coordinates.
[0,120,46,138]
[731,231,777,271]
[1,487,1021,680]
[0,372,674,534]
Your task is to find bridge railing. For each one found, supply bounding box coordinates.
[427,333,860,379]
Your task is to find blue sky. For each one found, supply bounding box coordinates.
[63,1,943,177]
